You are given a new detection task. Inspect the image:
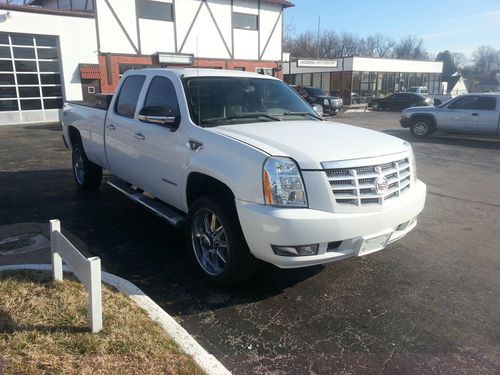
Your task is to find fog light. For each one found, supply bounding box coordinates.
[272,244,319,257]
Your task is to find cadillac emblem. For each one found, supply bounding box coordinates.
[375,177,388,195]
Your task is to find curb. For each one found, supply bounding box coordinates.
[0,264,231,375]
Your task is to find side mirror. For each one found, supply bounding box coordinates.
[138,106,180,129]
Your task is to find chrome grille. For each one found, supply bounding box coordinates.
[325,158,411,206]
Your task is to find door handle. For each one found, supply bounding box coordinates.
[133,132,145,140]
[106,123,116,130]
[471,113,479,116]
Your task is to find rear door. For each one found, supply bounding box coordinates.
[132,74,187,208]
[475,96,499,134]
[105,74,146,185]
[436,95,480,132]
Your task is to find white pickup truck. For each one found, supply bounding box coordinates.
[62,68,426,286]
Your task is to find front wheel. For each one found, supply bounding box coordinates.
[187,195,257,286]
[372,102,380,110]
[72,142,102,190]
[410,119,433,138]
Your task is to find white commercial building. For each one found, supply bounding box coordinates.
[283,56,444,105]
[0,0,292,125]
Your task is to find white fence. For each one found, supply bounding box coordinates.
[50,219,102,333]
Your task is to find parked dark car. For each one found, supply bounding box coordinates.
[370,93,433,111]
[291,85,343,115]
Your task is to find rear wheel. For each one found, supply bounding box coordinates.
[72,142,102,190]
[410,118,434,138]
[372,102,380,110]
[187,195,257,286]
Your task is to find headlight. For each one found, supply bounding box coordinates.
[401,112,409,119]
[323,98,329,106]
[263,157,308,207]
[404,142,417,183]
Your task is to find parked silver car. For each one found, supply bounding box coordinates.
[400,93,500,137]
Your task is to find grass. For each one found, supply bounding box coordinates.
[0,270,204,375]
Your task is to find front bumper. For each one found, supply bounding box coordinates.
[236,180,426,268]
[324,104,343,114]
[400,118,412,128]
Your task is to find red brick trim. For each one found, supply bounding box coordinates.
[97,54,283,93]
[80,64,101,80]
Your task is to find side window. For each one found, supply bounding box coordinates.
[478,97,497,111]
[450,96,480,110]
[143,76,180,116]
[115,75,146,118]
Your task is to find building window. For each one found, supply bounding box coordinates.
[0,32,62,112]
[136,0,174,22]
[256,68,273,76]
[233,12,258,30]
[233,67,246,71]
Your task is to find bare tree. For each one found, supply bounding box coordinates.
[284,30,428,60]
[392,35,428,60]
[364,33,395,58]
[473,46,500,74]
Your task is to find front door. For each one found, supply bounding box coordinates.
[104,74,146,186]
[436,95,479,132]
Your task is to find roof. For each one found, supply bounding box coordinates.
[444,75,461,89]
[263,0,295,7]
[130,68,280,80]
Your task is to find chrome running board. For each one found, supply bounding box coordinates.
[107,178,185,228]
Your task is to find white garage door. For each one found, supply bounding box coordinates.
[0,32,63,125]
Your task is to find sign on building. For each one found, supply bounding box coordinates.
[297,59,338,68]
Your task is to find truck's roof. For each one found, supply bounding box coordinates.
[130,68,279,80]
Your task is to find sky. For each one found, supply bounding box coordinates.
[284,0,500,59]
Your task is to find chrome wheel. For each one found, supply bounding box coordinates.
[191,208,228,276]
[372,102,379,110]
[73,147,85,184]
[413,122,428,136]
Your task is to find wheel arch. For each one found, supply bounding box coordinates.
[411,114,437,130]
[186,172,235,209]
[67,126,82,148]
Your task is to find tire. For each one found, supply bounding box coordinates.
[410,118,434,138]
[186,194,258,287]
[72,141,102,190]
[372,102,379,110]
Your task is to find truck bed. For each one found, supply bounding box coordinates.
[62,101,109,169]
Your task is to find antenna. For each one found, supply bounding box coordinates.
[196,37,201,124]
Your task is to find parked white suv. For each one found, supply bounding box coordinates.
[62,69,426,286]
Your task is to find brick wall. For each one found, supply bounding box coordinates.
[97,54,283,93]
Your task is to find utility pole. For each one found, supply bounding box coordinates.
[316,15,320,59]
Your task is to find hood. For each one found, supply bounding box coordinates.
[403,106,439,113]
[210,121,408,170]
[315,95,340,101]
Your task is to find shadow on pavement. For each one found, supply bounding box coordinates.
[23,123,61,131]
[0,168,324,316]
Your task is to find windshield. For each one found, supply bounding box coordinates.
[305,87,326,96]
[438,97,455,107]
[182,76,321,127]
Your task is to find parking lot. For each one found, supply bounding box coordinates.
[1,111,499,374]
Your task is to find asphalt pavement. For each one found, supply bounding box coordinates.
[0,113,499,374]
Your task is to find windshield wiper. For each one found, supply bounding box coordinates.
[225,113,281,121]
[282,112,323,121]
